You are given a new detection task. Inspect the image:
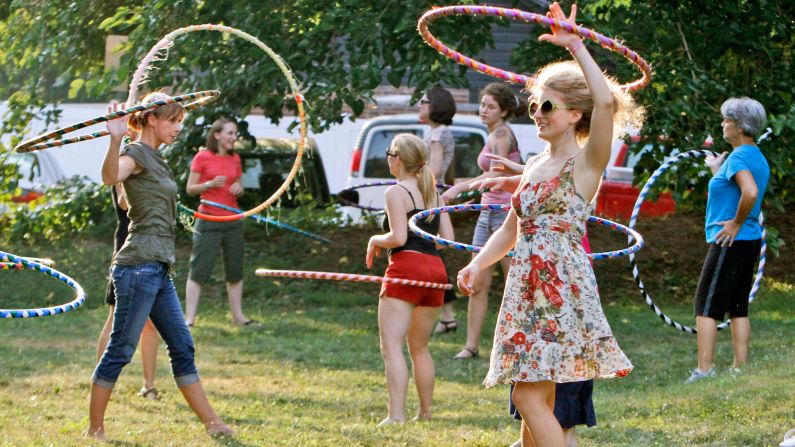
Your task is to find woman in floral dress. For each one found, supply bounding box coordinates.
[456,3,643,446]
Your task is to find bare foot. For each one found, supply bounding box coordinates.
[376,417,405,427]
[84,427,106,441]
[206,420,234,437]
[412,413,431,422]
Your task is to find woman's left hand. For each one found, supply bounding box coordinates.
[365,237,382,269]
[715,220,741,247]
[538,2,582,49]
[229,182,244,196]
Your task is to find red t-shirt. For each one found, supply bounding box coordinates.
[190,149,243,216]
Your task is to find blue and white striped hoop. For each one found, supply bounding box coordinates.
[628,149,766,334]
[197,200,331,244]
[0,251,86,318]
[408,203,644,260]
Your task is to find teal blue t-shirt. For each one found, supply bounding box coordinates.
[705,144,769,243]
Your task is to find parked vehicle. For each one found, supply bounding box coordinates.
[4,150,66,203]
[341,114,544,218]
[595,135,713,219]
[236,137,330,208]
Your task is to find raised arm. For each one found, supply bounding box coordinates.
[540,3,614,171]
[100,101,138,185]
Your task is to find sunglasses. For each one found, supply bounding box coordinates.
[419,99,431,105]
[385,148,398,158]
[528,99,570,116]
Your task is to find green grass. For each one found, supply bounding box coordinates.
[1,233,793,446]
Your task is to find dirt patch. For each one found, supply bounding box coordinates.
[589,207,795,303]
[238,206,793,305]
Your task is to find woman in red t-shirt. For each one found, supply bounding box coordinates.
[185,118,255,327]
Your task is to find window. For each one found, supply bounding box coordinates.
[451,129,486,179]
[362,127,422,178]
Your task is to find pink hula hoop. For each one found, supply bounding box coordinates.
[255,269,452,290]
[417,5,652,91]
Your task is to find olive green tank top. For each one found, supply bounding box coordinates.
[113,141,178,266]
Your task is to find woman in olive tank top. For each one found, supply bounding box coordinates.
[86,93,233,440]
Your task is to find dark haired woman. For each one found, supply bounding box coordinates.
[441,82,523,359]
[419,85,460,334]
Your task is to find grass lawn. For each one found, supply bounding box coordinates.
[0,231,793,446]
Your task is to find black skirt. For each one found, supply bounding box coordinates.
[509,380,596,429]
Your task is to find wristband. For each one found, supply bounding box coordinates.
[567,39,584,54]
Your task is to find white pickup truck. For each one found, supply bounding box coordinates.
[340,114,545,219]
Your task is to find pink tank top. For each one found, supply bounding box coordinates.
[477,125,520,204]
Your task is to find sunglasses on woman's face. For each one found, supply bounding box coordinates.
[385,148,398,158]
[419,98,430,105]
[528,99,569,116]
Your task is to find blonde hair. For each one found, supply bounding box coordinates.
[128,91,186,134]
[525,61,644,142]
[391,133,437,211]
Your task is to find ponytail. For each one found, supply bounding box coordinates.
[391,133,440,218]
[418,164,436,211]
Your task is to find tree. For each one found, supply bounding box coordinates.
[0,0,506,231]
[0,0,495,141]
[511,0,795,208]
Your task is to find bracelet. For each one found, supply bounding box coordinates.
[567,39,584,54]
[204,181,211,190]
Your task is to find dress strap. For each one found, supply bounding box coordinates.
[396,184,418,209]
[560,155,578,181]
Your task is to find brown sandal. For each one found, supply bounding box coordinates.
[138,387,159,400]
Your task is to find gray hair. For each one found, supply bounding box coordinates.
[720,97,767,137]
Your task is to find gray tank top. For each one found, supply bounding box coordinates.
[113,141,178,266]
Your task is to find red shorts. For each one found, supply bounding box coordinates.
[380,251,447,307]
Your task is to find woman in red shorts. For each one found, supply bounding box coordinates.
[366,133,454,426]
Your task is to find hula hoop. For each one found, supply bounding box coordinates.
[628,149,766,334]
[0,250,86,318]
[255,269,453,290]
[407,204,644,260]
[127,24,307,222]
[13,91,219,153]
[337,181,453,211]
[183,200,331,244]
[418,5,652,91]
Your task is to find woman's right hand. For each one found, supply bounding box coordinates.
[440,189,457,205]
[456,262,481,295]
[484,152,524,174]
[106,101,129,140]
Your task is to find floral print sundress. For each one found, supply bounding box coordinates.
[484,155,632,387]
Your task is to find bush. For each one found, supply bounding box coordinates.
[0,176,113,243]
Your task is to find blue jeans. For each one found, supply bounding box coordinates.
[92,262,199,389]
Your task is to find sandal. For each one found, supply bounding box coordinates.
[453,347,479,360]
[434,319,458,334]
[239,319,261,327]
[138,387,159,400]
